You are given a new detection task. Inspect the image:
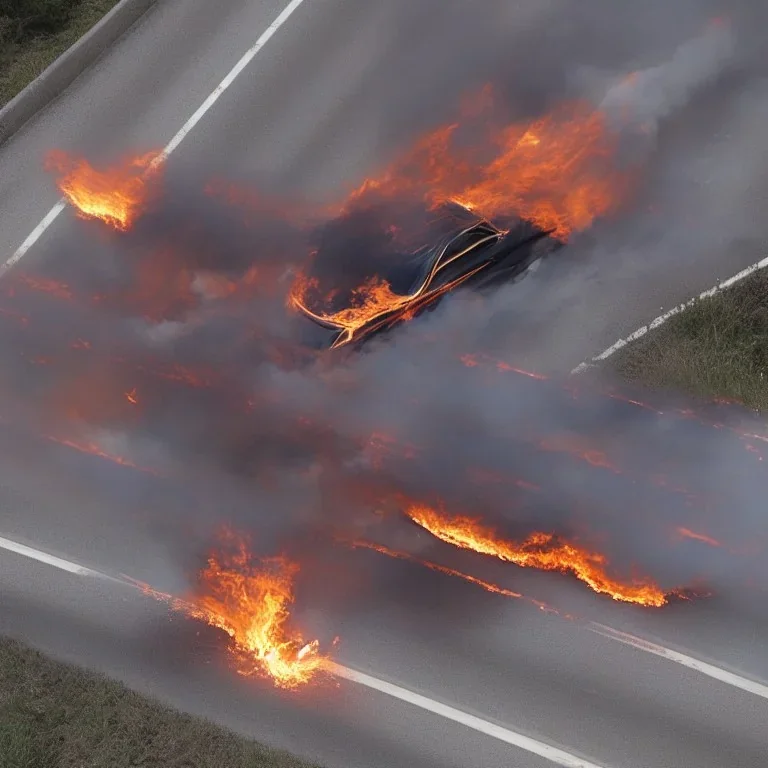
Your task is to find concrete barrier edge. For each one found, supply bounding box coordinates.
[0,0,157,146]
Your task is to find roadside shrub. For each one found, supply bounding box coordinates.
[0,0,80,44]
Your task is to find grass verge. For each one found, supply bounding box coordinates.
[613,269,768,411]
[0,0,121,108]
[0,635,321,768]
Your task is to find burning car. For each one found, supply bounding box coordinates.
[289,201,562,350]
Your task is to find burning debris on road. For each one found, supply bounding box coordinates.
[4,14,765,688]
[128,529,329,690]
[45,150,165,232]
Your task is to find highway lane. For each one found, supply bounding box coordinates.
[1,394,767,685]
[465,68,768,374]
[100,0,768,376]
[5,1,766,348]
[2,0,766,374]
[2,510,768,768]
[1,1,768,767]
[0,0,299,258]
[1,427,768,767]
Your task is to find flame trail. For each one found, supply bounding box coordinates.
[45,435,160,476]
[347,539,561,615]
[289,262,489,350]
[12,274,73,301]
[676,526,722,548]
[404,502,677,607]
[461,352,768,460]
[537,434,621,473]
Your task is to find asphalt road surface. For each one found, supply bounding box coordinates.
[1,453,768,768]
[1,2,768,767]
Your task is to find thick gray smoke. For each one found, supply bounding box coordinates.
[4,0,768,627]
[599,20,736,135]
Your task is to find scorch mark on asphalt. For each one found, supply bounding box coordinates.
[0,0,311,279]
[570,254,768,375]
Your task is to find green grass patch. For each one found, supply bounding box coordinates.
[0,635,321,768]
[613,269,768,411]
[0,0,121,108]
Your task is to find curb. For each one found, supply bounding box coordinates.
[0,0,157,146]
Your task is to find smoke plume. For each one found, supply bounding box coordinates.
[5,0,768,633]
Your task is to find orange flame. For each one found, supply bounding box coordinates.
[289,86,632,346]
[45,149,164,231]
[448,105,625,239]
[405,502,673,607]
[341,87,631,241]
[173,532,328,689]
[288,260,486,348]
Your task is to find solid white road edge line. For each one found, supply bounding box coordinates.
[2,533,768,707]
[0,199,68,279]
[327,662,609,768]
[0,534,609,768]
[587,623,768,701]
[0,0,310,279]
[570,255,768,375]
[0,533,101,577]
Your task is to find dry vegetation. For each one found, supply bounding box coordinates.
[0,636,321,768]
[0,0,121,106]
[613,270,768,411]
